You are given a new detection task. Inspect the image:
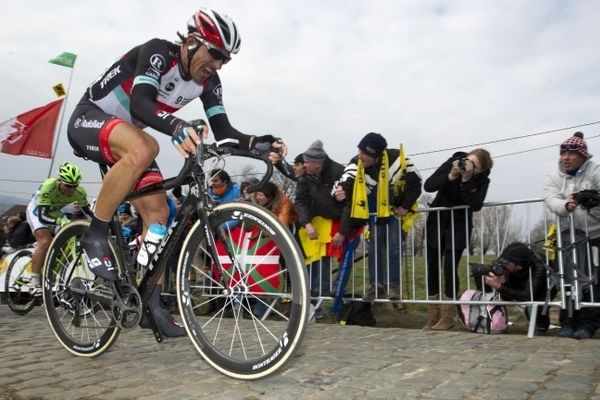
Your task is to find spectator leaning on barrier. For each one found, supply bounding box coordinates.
[0,217,7,249]
[118,202,140,240]
[295,140,345,298]
[293,153,305,180]
[423,148,493,330]
[484,242,554,332]
[241,177,260,201]
[543,131,600,339]
[209,169,242,204]
[4,214,34,250]
[252,181,296,227]
[337,132,422,302]
[251,180,296,317]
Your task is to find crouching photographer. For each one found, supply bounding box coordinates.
[478,242,554,332]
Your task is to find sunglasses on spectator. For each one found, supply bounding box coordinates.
[195,36,231,64]
[560,144,582,152]
[61,182,78,189]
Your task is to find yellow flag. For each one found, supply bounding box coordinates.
[52,83,66,97]
[394,144,407,196]
[350,159,370,219]
[543,223,558,261]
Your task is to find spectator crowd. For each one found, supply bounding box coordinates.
[2,130,599,339]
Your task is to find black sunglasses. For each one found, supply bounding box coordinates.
[61,182,78,189]
[196,37,231,64]
[207,47,230,64]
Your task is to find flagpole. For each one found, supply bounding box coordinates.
[47,57,76,179]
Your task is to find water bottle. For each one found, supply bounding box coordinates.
[137,223,167,268]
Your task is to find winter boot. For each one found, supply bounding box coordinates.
[431,296,455,331]
[422,296,441,330]
[140,284,186,337]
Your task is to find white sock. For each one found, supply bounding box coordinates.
[30,273,41,286]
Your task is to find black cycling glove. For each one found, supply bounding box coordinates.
[250,135,282,157]
[189,119,207,132]
[171,121,193,146]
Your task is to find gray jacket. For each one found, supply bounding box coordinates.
[543,159,600,239]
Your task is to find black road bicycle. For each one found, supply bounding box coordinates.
[42,140,309,379]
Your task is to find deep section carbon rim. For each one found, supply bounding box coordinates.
[177,202,309,379]
[43,221,121,357]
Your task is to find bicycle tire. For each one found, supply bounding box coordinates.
[43,220,121,357]
[5,249,36,315]
[177,202,310,379]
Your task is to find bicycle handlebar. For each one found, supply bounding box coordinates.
[125,130,275,201]
[202,140,274,193]
[150,140,274,194]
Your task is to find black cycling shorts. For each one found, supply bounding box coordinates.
[67,97,164,190]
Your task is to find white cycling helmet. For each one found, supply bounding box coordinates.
[187,8,241,55]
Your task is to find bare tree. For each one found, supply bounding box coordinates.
[233,164,297,199]
[271,170,297,200]
[469,205,523,257]
[409,193,434,257]
[237,164,258,183]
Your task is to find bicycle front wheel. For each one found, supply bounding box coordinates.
[177,202,309,379]
[42,220,121,357]
[5,249,36,315]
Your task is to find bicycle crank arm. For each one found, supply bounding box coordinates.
[112,282,143,330]
[68,278,114,306]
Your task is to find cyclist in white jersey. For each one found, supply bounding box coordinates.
[67,8,287,336]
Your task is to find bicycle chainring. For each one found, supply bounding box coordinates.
[112,282,142,330]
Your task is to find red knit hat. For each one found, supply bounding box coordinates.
[560,131,591,158]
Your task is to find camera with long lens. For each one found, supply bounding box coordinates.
[470,260,505,277]
[573,189,600,210]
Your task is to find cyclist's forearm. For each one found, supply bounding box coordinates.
[37,206,61,225]
[208,113,252,150]
[130,85,186,136]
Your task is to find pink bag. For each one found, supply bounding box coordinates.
[457,289,508,334]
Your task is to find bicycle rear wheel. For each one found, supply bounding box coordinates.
[177,202,309,379]
[43,220,121,357]
[5,249,36,315]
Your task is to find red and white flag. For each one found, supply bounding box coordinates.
[0,98,64,159]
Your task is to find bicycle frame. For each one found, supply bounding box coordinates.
[95,143,273,341]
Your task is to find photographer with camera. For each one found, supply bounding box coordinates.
[481,242,553,332]
[544,131,600,339]
[423,148,493,330]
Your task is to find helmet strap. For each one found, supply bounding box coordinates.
[180,36,201,80]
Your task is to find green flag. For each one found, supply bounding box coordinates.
[49,52,77,68]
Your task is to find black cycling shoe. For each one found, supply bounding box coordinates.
[80,232,117,281]
[140,304,186,337]
[140,285,186,337]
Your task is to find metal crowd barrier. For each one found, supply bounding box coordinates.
[307,198,600,337]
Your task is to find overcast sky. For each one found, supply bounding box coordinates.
[1,0,599,207]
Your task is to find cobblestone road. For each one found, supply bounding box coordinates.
[1,306,599,400]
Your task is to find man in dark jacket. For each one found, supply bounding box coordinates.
[484,242,553,332]
[4,215,34,249]
[337,132,422,302]
[295,140,345,298]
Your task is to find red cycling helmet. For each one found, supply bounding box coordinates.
[187,8,241,55]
